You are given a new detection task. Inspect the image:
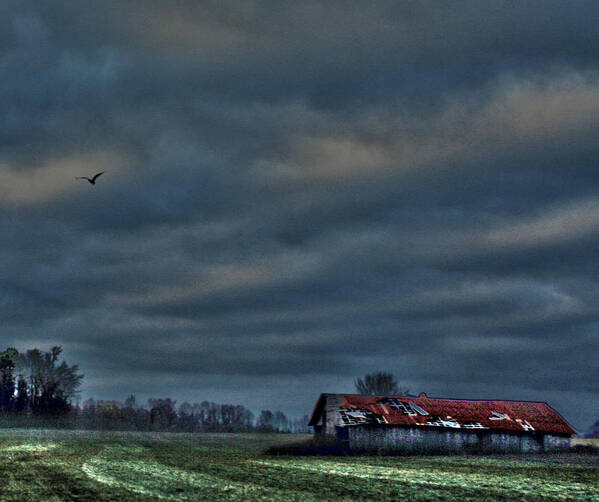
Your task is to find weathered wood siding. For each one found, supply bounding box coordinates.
[313,395,343,437]
[347,426,569,453]
[543,434,570,451]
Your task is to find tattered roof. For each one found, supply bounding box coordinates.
[309,393,575,436]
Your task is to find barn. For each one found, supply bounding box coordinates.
[308,393,575,453]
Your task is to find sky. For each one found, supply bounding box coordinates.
[1,1,598,432]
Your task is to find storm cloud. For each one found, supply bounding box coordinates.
[1,1,598,430]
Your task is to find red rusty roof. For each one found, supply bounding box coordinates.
[309,393,575,436]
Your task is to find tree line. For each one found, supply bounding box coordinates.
[78,395,310,433]
[0,346,310,433]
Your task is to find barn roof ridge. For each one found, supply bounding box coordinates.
[337,392,553,405]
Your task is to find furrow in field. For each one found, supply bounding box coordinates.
[249,459,598,501]
[81,445,328,501]
[3,443,58,453]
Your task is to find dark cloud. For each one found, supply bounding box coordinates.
[1,1,598,431]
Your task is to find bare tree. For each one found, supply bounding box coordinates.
[256,410,274,431]
[0,348,18,412]
[124,394,137,409]
[148,398,177,429]
[16,346,83,414]
[354,372,409,395]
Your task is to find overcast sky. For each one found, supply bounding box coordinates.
[1,1,598,431]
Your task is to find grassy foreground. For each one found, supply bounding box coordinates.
[0,430,596,501]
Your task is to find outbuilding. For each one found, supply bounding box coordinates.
[308,393,575,453]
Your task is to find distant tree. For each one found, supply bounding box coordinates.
[117,402,151,431]
[16,346,84,414]
[192,402,202,416]
[178,401,193,416]
[124,394,137,409]
[218,404,254,432]
[273,411,290,432]
[82,398,97,409]
[220,404,236,430]
[175,402,197,431]
[290,414,311,434]
[354,372,409,395]
[97,402,122,429]
[197,401,220,430]
[15,375,28,413]
[232,405,254,431]
[148,398,177,430]
[0,348,18,412]
[81,399,98,429]
[133,408,151,430]
[256,410,274,432]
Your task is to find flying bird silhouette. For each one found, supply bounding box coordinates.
[75,172,105,184]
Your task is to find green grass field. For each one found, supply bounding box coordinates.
[0,430,596,501]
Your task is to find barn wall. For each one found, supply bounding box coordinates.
[347,426,563,453]
[348,426,477,453]
[479,431,543,453]
[543,434,570,451]
[314,395,343,438]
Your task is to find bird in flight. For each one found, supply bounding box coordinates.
[75,172,105,184]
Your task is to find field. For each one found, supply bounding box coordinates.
[0,430,596,501]
[571,437,599,447]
